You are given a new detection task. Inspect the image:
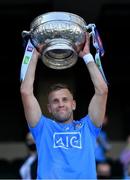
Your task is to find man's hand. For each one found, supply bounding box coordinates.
[34,44,45,58]
[79,32,90,58]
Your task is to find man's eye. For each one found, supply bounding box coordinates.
[63,98,68,102]
[53,99,59,103]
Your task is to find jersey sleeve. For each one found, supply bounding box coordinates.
[28,115,46,143]
[81,114,101,137]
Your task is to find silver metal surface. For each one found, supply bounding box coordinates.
[22,11,87,69]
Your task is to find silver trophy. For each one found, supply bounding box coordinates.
[22,11,90,69]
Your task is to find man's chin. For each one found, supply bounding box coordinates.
[52,112,73,123]
[55,118,69,123]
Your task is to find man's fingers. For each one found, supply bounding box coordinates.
[85,32,90,46]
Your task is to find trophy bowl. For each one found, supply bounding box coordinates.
[23,11,87,69]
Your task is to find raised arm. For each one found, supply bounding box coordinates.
[20,48,42,127]
[79,33,108,127]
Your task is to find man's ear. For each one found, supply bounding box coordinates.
[72,107,75,110]
[47,104,52,113]
[72,100,76,110]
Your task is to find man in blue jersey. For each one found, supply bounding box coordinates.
[20,32,108,179]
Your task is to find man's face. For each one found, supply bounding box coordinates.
[47,88,76,123]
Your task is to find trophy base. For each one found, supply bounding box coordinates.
[42,39,78,69]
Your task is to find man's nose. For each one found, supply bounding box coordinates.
[58,100,64,107]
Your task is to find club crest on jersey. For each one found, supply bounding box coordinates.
[74,123,83,130]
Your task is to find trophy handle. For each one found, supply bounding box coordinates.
[85,23,95,29]
[85,24,96,36]
[21,30,31,38]
[21,30,31,48]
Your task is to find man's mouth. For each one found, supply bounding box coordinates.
[58,109,66,112]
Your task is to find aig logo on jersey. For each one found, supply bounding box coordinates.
[53,132,82,149]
